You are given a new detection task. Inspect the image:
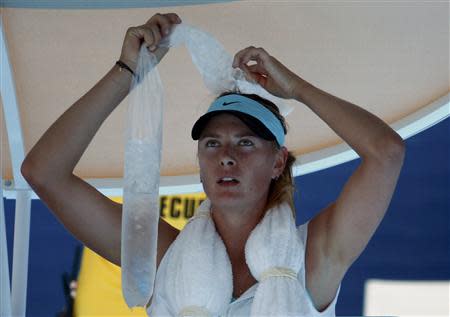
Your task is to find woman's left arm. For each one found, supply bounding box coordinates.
[292,71,406,268]
[233,46,406,272]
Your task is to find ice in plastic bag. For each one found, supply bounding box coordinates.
[121,22,294,308]
[122,44,164,307]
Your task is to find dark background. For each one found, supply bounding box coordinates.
[4,118,449,316]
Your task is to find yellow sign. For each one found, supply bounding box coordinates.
[74,193,206,316]
[157,193,206,230]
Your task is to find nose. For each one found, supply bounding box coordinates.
[220,147,236,166]
[221,156,235,166]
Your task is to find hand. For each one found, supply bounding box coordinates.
[232,46,302,100]
[119,13,182,72]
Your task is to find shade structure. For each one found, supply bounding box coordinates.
[1,2,449,186]
[0,1,449,316]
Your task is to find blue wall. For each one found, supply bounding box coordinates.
[4,118,449,316]
[295,117,449,315]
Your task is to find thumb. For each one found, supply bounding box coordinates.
[151,46,169,64]
[241,64,259,84]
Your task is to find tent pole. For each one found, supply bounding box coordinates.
[1,13,31,317]
[10,191,31,317]
[0,180,12,316]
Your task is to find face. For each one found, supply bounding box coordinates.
[197,113,287,210]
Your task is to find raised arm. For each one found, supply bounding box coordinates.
[21,13,182,266]
[232,46,405,311]
[292,65,405,312]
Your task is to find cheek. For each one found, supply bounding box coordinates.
[243,155,275,185]
[198,158,207,178]
[198,154,214,183]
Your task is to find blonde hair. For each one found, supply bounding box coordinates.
[215,92,297,219]
[265,150,296,217]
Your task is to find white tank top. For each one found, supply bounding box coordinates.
[147,221,341,316]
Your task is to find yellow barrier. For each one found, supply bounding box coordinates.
[73,193,206,316]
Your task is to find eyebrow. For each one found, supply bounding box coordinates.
[199,133,220,140]
[199,132,258,140]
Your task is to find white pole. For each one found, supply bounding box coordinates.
[0,182,12,316]
[0,12,12,312]
[1,13,32,317]
[10,191,31,317]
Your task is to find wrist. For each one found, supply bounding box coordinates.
[118,55,137,72]
[110,63,133,92]
[292,77,315,103]
[116,59,136,76]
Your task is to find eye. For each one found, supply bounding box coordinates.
[239,139,254,146]
[205,139,220,147]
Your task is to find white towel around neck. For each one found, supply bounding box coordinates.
[156,198,305,316]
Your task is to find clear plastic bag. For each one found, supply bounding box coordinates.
[121,22,293,308]
[122,44,163,307]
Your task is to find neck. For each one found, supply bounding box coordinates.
[210,197,268,258]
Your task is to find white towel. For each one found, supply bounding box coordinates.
[159,198,304,316]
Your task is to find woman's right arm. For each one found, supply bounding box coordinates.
[21,13,182,267]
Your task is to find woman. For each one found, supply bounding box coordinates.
[21,13,405,316]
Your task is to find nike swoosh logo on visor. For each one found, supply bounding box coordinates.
[222,101,240,106]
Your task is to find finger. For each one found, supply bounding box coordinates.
[232,46,255,67]
[155,14,173,36]
[128,25,154,49]
[238,47,269,68]
[250,71,268,87]
[144,14,166,38]
[149,13,180,37]
[164,13,182,24]
[247,63,268,75]
[147,25,161,50]
[240,64,260,83]
[134,26,156,50]
[232,46,255,66]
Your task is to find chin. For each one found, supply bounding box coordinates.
[207,192,244,208]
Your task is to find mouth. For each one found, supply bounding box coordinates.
[217,177,240,185]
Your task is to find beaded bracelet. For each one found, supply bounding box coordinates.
[115,60,135,77]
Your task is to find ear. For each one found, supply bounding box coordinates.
[272,146,289,178]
